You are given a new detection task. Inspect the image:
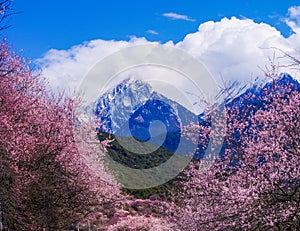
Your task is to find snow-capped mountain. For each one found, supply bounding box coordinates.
[95,78,153,134]
[213,73,300,157]
[95,73,300,158]
[95,78,197,134]
[94,78,198,153]
[225,73,300,113]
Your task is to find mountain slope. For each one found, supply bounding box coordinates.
[95,78,198,154]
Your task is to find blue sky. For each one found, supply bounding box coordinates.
[5,0,300,59]
[5,0,300,112]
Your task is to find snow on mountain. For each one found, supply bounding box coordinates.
[94,78,197,137]
[94,73,300,158]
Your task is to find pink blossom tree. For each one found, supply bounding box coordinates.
[0,42,121,230]
[106,214,178,231]
[171,73,300,230]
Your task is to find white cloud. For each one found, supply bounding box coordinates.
[288,6,300,18]
[285,6,300,33]
[147,30,159,35]
[37,37,155,92]
[162,12,196,22]
[38,13,300,111]
[177,16,300,84]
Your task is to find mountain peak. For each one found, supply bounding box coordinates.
[95,78,198,148]
[95,78,155,133]
[276,73,299,86]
